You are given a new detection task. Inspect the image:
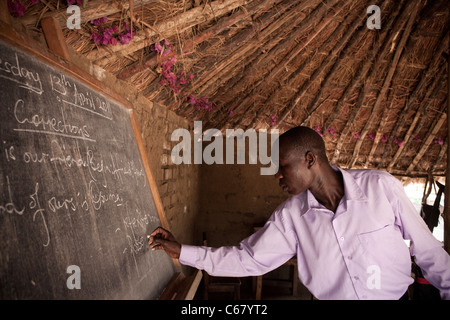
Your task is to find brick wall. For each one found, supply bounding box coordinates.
[198,137,288,247]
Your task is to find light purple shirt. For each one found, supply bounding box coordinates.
[180,168,450,299]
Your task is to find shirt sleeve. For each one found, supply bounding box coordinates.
[384,175,450,299]
[179,209,297,277]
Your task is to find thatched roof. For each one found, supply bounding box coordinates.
[15,0,449,177]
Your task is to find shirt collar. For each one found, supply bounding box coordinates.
[335,167,368,202]
[301,167,368,215]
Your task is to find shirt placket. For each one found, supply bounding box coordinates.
[332,208,368,300]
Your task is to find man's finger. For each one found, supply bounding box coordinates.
[150,226,166,237]
[150,238,167,250]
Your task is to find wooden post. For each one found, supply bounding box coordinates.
[41,16,71,61]
[444,42,450,254]
[0,1,10,25]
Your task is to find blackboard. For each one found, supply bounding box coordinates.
[0,35,176,299]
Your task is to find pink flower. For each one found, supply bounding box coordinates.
[188,96,197,105]
[118,30,134,44]
[109,36,117,46]
[353,132,361,139]
[153,40,174,56]
[368,133,375,141]
[67,0,88,6]
[313,126,323,137]
[434,136,444,145]
[166,72,177,86]
[90,31,102,44]
[154,42,163,53]
[394,137,404,147]
[8,0,26,17]
[327,127,337,137]
[188,95,214,111]
[161,59,175,72]
[91,17,108,26]
[100,27,114,45]
[381,134,388,143]
[270,114,277,126]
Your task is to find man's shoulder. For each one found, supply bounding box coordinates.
[344,168,398,183]
[271,192,309,219]
[342,168,403,195]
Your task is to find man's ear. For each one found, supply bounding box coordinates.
[305,151,317,168]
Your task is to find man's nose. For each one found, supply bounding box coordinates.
[274,170,282,180]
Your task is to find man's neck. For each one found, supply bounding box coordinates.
[309,166,345,213]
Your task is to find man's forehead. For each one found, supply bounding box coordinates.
[279,138,298,159]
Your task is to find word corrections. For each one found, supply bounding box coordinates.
[0,40,174,299]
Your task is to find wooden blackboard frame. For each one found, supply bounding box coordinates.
[0,13,201,300]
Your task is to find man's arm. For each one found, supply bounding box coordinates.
[148,210,297,277]
[384,175,450,299]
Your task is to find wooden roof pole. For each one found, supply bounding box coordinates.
[405,110,447,174]
[349,0,422,169]
[387,71,446,171]
[330,0,408,165]
[245,0,360,130]
[91,0,246,64]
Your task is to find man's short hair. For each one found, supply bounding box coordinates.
[280,126,328,162]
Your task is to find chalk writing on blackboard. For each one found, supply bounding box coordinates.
[0,52,43,94]
[0,38,175,299]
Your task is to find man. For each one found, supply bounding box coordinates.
[149,126,450,299]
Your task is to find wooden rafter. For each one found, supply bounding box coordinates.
[161,0,303,127]
[430,139,447,173]
[406,110,447,174]
[116,0,275,80]
[21,0,157,29]
[268,0,353,128]
[274,0,365,129]
[382,35,448,168]
[330,0,408,164]
[349,0,422,168]
[386,58,447,171]
[208,0,320,129]
[87,0,247,63]
[243,0,351,129]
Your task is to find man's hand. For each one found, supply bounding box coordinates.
[148,227,181,259]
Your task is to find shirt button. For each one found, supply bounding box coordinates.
[353,276,359,281]
[340,236,345,241]
[347,255,352,260]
